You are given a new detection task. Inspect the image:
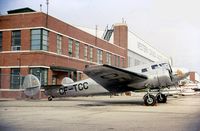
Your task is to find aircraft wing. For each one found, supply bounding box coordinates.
[83,64,148,92]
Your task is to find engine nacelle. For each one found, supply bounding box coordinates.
[148,68,172,88]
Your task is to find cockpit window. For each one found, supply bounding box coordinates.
[151,64,159,69]
[162,63,167,65]
[141,68,148,72]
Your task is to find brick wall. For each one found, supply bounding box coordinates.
[0,12,128,98]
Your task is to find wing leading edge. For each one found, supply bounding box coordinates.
[83,64,148,93]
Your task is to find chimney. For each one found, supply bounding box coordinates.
[113,23,128,49]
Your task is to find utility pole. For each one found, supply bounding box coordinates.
[46,0,49,27]
[95,25,98,46]
[40,4,42,12]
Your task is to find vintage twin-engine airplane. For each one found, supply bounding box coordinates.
[44,62,189,106]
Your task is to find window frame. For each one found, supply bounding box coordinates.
[106,52,111,65]
[89,47,93,62]
[11,30,21,51]
[56,34,62,54]
[151,64,159,70]
[141,68,148,73]
[10,68,21,89]
[75,41,80,58]
[68,39,73,57]
[0,32,2,51]
[97,49,103,64]
[84,45,88,60]
[31,29,49,51]
[29,68,48,86]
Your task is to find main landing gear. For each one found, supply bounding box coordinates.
[48,96,53,101]
[143,89,167,106]
[143,94,157,106]
[156,93,167,103]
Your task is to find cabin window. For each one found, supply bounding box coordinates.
[151,64,159,69]
[141,68,148,73]
[159,63,167,67]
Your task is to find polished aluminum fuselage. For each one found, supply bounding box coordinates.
[45,63,175,97]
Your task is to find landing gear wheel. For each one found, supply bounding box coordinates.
[144,94,157,106]
[156,93,167,103]
[48,96,53,101]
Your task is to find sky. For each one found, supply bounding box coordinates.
[0,0,200,73]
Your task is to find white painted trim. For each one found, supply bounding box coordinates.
[0,27,43,32]
[28,66,50,68]
[0,50,99,65]
[0,66,50,69]
[0,49,125,64]
[47,27,125,50]
[0,89,45,91]
[0,12,40,17]
[1,50,30,53]
[0,89,24,91]
[0,26,125,51]
[1,12,125,50]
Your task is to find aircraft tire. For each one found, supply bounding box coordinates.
[144,94,157,106]
[156,93,167,103]
[48,96,53,101]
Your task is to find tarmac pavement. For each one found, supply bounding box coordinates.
[0,93,200,131]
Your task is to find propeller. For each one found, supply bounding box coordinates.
[22,74,41,97]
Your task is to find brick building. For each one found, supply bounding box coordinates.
[0,8,128,98]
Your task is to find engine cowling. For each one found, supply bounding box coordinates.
[148,68,172,88]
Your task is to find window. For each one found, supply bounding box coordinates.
[0,32,2,51]
[159,63,167,67]
[31,29,48,51]
[122,58,125,67]
[57,35,62,54]
[10,68,20,89]
[42,30,48,50]
[30,68,48,86]
[84,45,88,60]
[114,55,117,66]
[11,30,21,51]
[114,55,120,67]
[97,49,103,64]
[141,68,148,73]
[0,69,1,88]
[106,52,111,65]
[117,56,120,67]
[52,75,57,85]
[151,64,159,70]
[68,39,73,57]
[89,47,93,62]
[75,41,80,58]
